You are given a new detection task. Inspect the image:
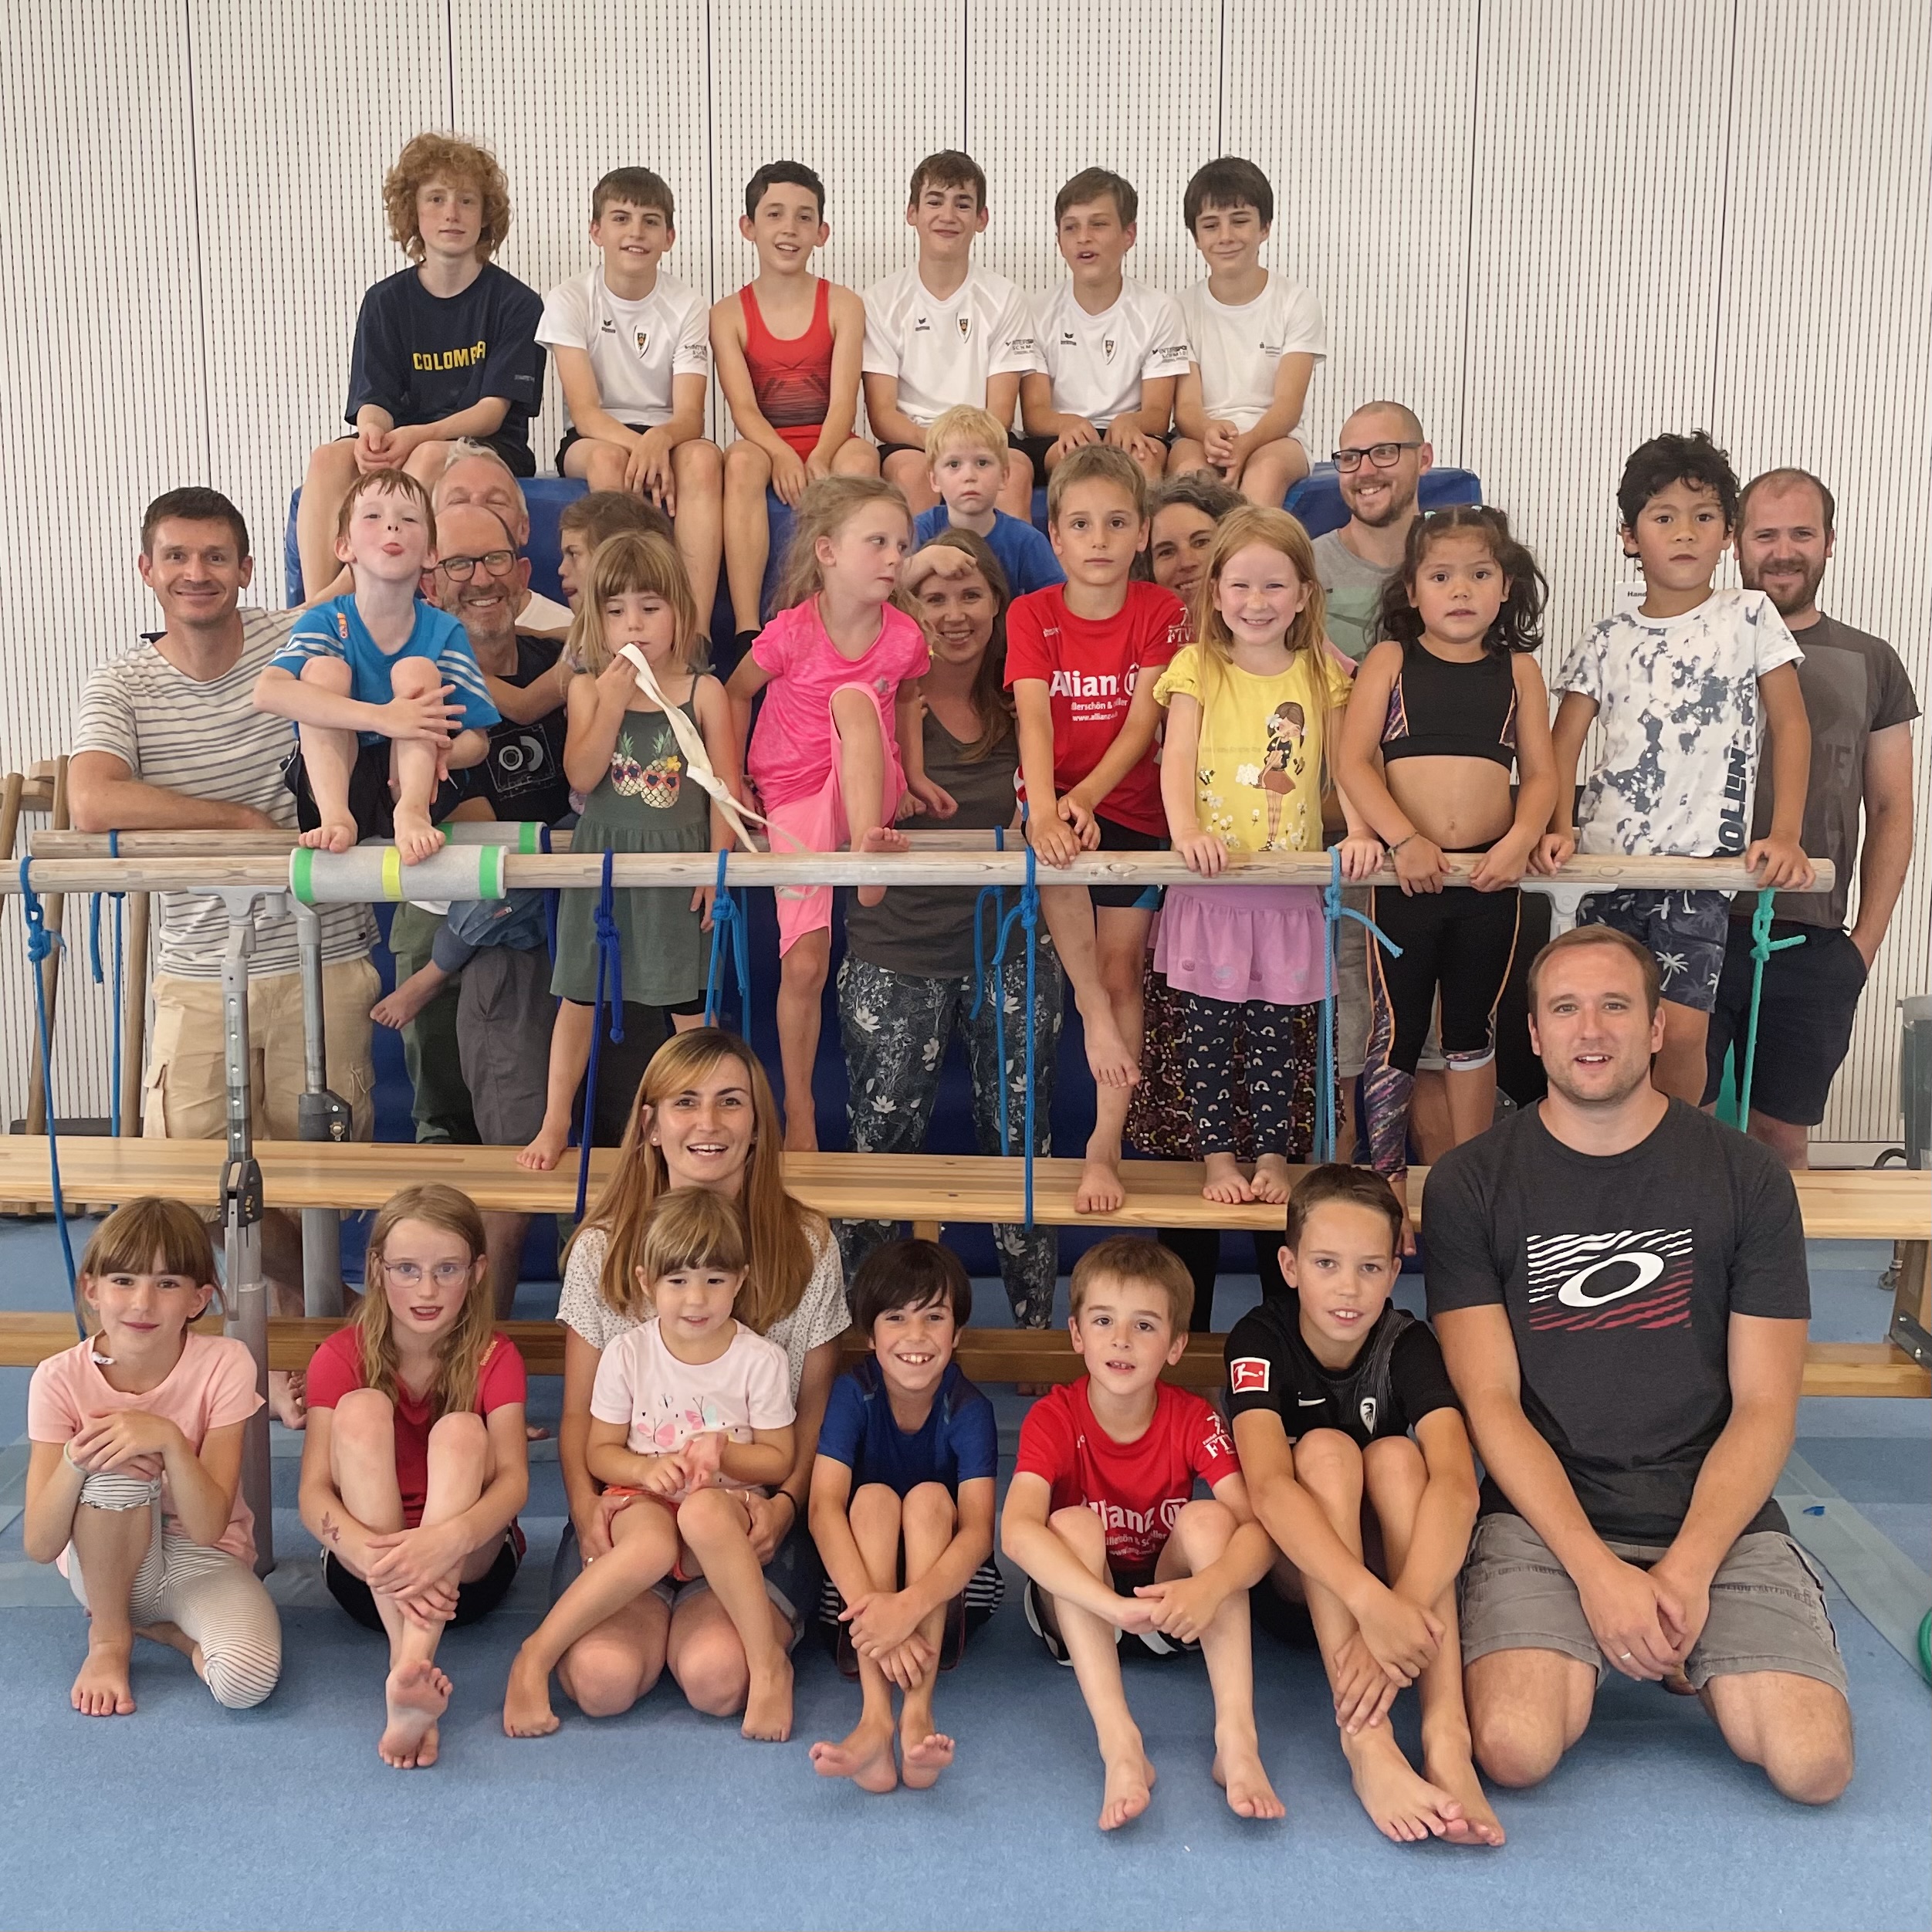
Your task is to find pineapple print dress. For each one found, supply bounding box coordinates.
[552,695,712,1009]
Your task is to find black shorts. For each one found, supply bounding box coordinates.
[1700,920,1867,1126]
[1091,814,1166,911]
[1015,431,1170,475]
[555,421,653,472]
[876,439,929,468]
[337,429,533,479]
[283,738,468,845]
[322,1531,522,1633]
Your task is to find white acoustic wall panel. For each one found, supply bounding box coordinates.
[965,0,1219,306]
[1714,0,1931,1144]
[0,4,208,1125]
[708,0,967,438]
[452,0,715,450]
[192,0,452,601]
[1220,0,1479,464]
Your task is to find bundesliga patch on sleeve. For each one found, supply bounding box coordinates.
[1230,1356,1270,1394]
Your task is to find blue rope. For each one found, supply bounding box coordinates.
[976,844,1040,1225]
[85,831,127,1133]
[1737,885,1803,1127]
[1317,849,1404,1163]
[541,822,560,964]
[574,850,627,1223]
[702,848,749,1027]
[19,858,80,1326]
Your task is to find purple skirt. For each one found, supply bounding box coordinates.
[1152,883,1328,1006]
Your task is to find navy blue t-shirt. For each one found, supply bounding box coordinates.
[346,264,544,457]
[817,1358,998,1496]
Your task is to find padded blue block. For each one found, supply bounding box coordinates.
[1287,462,1483,536]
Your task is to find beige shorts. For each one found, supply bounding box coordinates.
[143,957,378,1142]
[1457,1511,1848,1695]
[1336,889,1443,1078]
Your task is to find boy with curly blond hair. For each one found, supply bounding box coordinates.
[296,133,544,598]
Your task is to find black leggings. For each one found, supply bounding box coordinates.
[1159,1227,1290,1331]
[1176,992,1313,1160]
[1363,885,1521,1174]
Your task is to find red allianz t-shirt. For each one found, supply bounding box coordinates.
[306,1328,527,1528]
[1003,580,1189,837]
[1013,1375,1240,1572]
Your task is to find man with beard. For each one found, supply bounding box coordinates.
[1426,922,1853,1805]
[1311,399,1433,663]
[1702,468,1918,1168]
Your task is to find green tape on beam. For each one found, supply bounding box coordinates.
[478,842,506,898]
[289,847,316,905]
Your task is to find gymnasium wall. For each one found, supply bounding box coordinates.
[2,0,1926,1145]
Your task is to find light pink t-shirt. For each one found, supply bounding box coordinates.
[745,598,929,807]
[27,1333,264,1568]
[590,1318,795,1491]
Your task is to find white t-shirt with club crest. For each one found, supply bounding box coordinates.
[1031,279,1191,429]
[1179,271,1328,432]
[537,266,711,428]
[861,263,1037,428]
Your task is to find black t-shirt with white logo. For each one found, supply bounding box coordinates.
[1223,1301,1459,1447]
[1424,1098,1809,1543]
[457,634,572,826]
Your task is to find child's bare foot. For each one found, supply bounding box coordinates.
[1201,1152,1255,1205]
[810,1715,898,1792]
[1213,1741,1286,1821]
[900,1728,956,1790]
[516,1119,572,1172]
[1098,1742,1157,1831]
[1076,1152,1125,1215]
[135,1619,206,1682]
[380,1660,452,1768]
[1250,1153,1293,1205]
[298,819,357,854]
[742,1656,793,1741]
[783,1108,819,1154]
[502,1648,560,1738]
[393,809,445,865]
[854,825,910,907]
[1424,1744,1506,1846]
[1347,1731,1462,1842]
[71,1635,136,1717]
[269,1369,307,1430]
[1075,997,1139,1088]
[370,978,435,1030]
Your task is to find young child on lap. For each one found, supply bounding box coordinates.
[505,1189,797,1741]
[255,470,497,862]
[727,477,938,1150]
[1002,1237,1282,1832]
[24,1199,281,1719]
[557,490,674,616]
[1231,1166,1502,1846]
[913,405,1062,596]
[1006,445,1190,1211]
[299,1185,530,1768]
[1543,430,1813,1098]
[809,1240,1001,1794]
[713,161,878,655]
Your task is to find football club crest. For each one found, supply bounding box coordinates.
[1102,336,1118,362]
[1358,1395,1379,1434]
[634,329,651,359]
[957,314,972,342]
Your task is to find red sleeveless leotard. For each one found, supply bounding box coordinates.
[739,279,834,458]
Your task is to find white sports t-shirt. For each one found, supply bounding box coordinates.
[537,267,710,428]
[1179,272,1328,433]
[861,264,1037,429]
[1032,279,1191,429]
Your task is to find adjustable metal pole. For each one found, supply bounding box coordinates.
[294,904,351,1319]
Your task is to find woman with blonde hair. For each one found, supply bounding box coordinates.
[551,1027,850,1723]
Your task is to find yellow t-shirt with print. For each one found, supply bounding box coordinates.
[1152,642,1355,854]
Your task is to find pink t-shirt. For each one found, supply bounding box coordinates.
[745,598,930,807]
[27,1332,264,1568]
[590,1318,794,1493]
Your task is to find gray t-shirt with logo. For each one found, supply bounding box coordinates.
[1311,528,1397,665]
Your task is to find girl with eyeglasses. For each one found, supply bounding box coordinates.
[299,1183,530,1768]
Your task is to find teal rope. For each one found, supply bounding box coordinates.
[1737,886,1805,1126]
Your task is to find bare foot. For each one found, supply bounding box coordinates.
[516,1118,572,1172]
[855,825,910,907]
[72,1635,136,1717]
[371,980,435,1030]
[134,1620,206,1683]
[901,1727,956,1791]
[393,809,445,865]
[1213,1741,1287,1821]
[1202,1152,1255,1205]
[1076,1152,1125,1215]
[298,819,357,854]
[1075,996,1139,1088]
[269,1369,307,1431]
[1425,1744,1506,1846]
[502,1647,560,1738]
[1347,1731,1462,1843]
[783,1109,819,1155]
[742,1657,794,1741]
[810,1715,898,1792]
[1098,1742,1157,1831]
[1250,1153,1293,1205]
[380,1660,452,1768]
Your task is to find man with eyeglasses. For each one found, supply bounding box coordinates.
[1311,401,1433,665]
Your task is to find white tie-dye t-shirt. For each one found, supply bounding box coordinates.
[1558,587,1802,857]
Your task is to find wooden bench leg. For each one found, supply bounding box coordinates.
[1890,1240,1930,1369]
[912,1220,941,1243]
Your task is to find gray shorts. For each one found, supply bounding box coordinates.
[1337,887,1443,1078]
[1458,1512,1847,1695]
[455,946,552,1145]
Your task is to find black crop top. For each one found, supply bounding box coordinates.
[1380,639,1517,769]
